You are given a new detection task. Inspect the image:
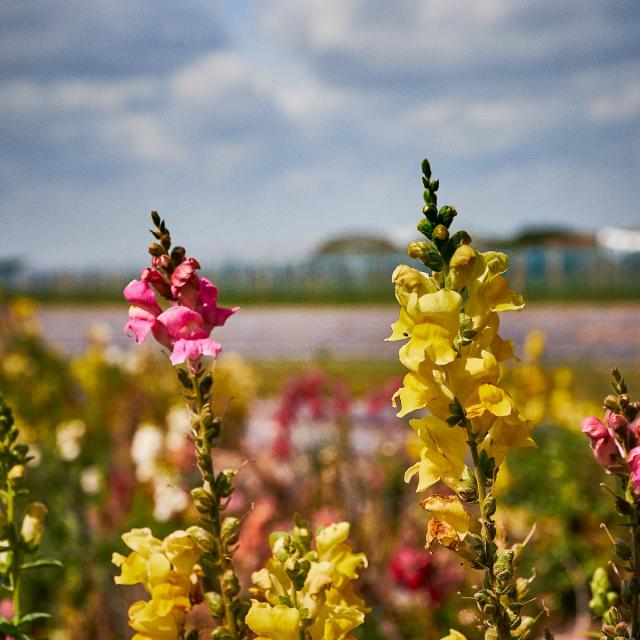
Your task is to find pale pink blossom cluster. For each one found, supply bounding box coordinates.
[582,409,640,492]
[124,256,237,366]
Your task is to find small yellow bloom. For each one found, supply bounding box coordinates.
[405,417,467,491]
[20,502,47,549]
[245,601,301,640]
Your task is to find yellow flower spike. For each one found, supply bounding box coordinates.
[245,601,301,640]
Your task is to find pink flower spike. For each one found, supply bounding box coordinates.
[628,446,640,492]
[170,338,222,365]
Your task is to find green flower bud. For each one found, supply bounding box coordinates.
[8,465,25,482]
[221,517,240,547]
[614,497,633,517]
[493,550,514,582]
[481,495,497,519]
[604,395,620,412]
[432,224,449,241]
[216,469,235,498]
[148,242,165,257]
[614,538,632,561]
[407,241,429,260]
[204,591,225,619]
[211,627,233,640]
[422,203,438,222]
[417,219,434,238]
[21,502,47,549]
[191,487,213,513]
[437,205,458,228]
[221,569,240,597]
[421,158,432,179]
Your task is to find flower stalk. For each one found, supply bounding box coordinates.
[390,157,550,639]
[583,369,640,639]
[0,395,60,638]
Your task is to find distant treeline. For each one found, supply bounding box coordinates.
[3,247,640,304]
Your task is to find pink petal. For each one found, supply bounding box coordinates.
[169,338,221,365]
[156,306,208,340]
[123,280,161,314]
[581,416,607,439]
[124,306,156,343]
[198,278,238,329]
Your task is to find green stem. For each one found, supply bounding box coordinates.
[7,480,21,621]
[464,421,511,639]
[189,367,239,639]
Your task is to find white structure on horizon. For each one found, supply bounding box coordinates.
[597,227,640,253]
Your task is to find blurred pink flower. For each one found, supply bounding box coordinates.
[389,547,432,591]
[581,416,621,469]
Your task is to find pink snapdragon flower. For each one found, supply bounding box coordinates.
[581,416,621,469]
[124,280,162,343]
[124,267,238,365]
[155,306,222,365]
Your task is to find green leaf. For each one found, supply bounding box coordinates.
[19,559,63,571]
[17,612,51,626]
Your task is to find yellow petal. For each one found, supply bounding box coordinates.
[421,495,470,539]
[245,601,300,640]
[478,384,512,417]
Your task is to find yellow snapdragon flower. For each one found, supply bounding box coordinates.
[112,527,206,640]
[246,521,367,640]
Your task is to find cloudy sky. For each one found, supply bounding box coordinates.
[1,0,639,270]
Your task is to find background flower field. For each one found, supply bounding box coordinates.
[1,294,638,639]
